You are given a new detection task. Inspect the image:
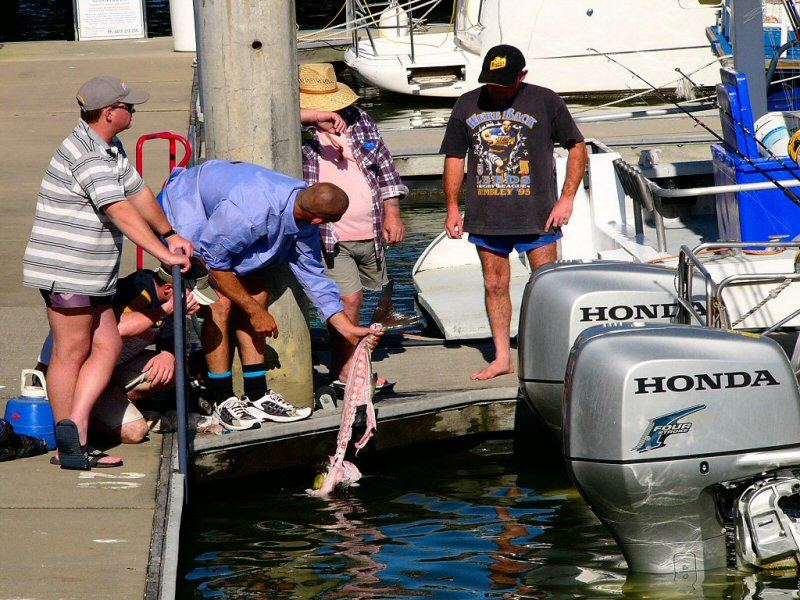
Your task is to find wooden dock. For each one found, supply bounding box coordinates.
[193,339,526,481]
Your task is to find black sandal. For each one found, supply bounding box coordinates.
[54,419,89,470]
[50,445,124,468]
[85,446,123,468]
[53,420,123,469]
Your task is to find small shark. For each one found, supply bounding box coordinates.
[309,281,420,496]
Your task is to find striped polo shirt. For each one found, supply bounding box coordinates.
[23,120,145,295]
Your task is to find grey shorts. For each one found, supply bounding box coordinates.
[324,240,388,297]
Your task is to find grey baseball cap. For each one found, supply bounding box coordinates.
[76,76,149,111]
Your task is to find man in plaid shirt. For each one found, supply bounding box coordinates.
[300,63,408,389]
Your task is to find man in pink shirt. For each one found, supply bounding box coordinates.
[300,63,407,389]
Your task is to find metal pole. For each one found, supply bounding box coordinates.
[172,262,189,504]
[732,0,768,119]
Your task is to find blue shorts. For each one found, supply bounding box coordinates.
[468,232,562,255]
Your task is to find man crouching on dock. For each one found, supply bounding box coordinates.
[440,44,588,380]
[159,160,381,431]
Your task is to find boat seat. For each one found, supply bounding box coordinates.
[415,258,530,340]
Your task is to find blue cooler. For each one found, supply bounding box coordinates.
[4,369,55,450]
[712,68,800,243]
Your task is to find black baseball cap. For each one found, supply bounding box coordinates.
[478,44,526,87]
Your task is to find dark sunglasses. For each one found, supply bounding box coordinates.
[110,103,135,113]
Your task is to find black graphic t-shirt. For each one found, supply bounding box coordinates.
[439,83,584,235]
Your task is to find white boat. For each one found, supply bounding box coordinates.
[344,0,722,98]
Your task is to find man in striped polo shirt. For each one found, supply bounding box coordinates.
[22,76,192,470]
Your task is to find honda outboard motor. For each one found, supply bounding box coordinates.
[564,323,800,573]
[518,261,706,433]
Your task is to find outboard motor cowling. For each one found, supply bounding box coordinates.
[518,261,706,433]
[564,323,800,574]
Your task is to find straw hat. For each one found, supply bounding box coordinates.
[299,63,359,112]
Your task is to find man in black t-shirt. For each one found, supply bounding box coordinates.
[439,44,588,380]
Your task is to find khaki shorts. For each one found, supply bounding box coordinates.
[324,240,388,297]
[90,351,154,429]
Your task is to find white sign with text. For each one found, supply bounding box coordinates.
[74,0,146,41]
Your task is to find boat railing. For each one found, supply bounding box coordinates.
[676,241,800,331]
[613,158,800,258]
[347,0,446,63]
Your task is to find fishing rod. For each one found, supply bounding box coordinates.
[588,47,800,207]
[676,66,800,181]
[782,0,800,41]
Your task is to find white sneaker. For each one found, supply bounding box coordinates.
[214,397,262,431]
[248,390,312,423]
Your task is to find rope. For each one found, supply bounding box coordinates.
[731,278,794,327]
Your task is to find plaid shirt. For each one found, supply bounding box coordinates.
[301,106,408,259]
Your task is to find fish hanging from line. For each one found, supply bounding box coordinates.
[309,281,421,496]
[309,322,381,496]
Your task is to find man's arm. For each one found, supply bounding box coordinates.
[104,201,190,271]
[443,156,465,238]
[382,198,405,245]
[126,187,194,257]
[117,290,200,339]
[544,141,588,231]
[209,269,279,338]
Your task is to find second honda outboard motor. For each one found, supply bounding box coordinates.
[564,323,800,573]
[518,261,706,434]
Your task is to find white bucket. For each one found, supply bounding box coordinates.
[755,112,791,157]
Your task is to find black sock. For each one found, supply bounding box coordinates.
[242,363,267,400]
[207,370,234,405]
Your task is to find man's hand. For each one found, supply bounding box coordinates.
[301,108,346,134]
[347,325,383,349]
[249,305,279,339]
[329,312,384,347]
[544,197,574,232]
[162,289,201,317]
[184,290,201,315]
[161,251,192,273]
[165,233,194,259]
[445,209,464,239]
[382,201,406,245]
[143,351,176,387]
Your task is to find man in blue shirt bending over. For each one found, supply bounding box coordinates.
[160,160,380,431]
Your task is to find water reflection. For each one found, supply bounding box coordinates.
[179,438,800,599]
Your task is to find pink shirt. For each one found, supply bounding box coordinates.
[316,129,375,241]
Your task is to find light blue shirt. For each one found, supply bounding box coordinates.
[160,160,344,320]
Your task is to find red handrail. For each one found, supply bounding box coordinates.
[135,132,192,269]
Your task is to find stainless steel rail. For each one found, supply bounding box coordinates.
[677,241,800,330]
[171,262,190,504]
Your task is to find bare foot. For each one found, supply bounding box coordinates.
[471,359,515,381]
[338,374,390,387]
[54,449,123,467]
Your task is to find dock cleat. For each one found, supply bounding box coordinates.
[247,390,312,423]
[214,397,261,431]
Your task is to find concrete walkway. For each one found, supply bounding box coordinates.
[0,36,194,396]
[0,37,193,600]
